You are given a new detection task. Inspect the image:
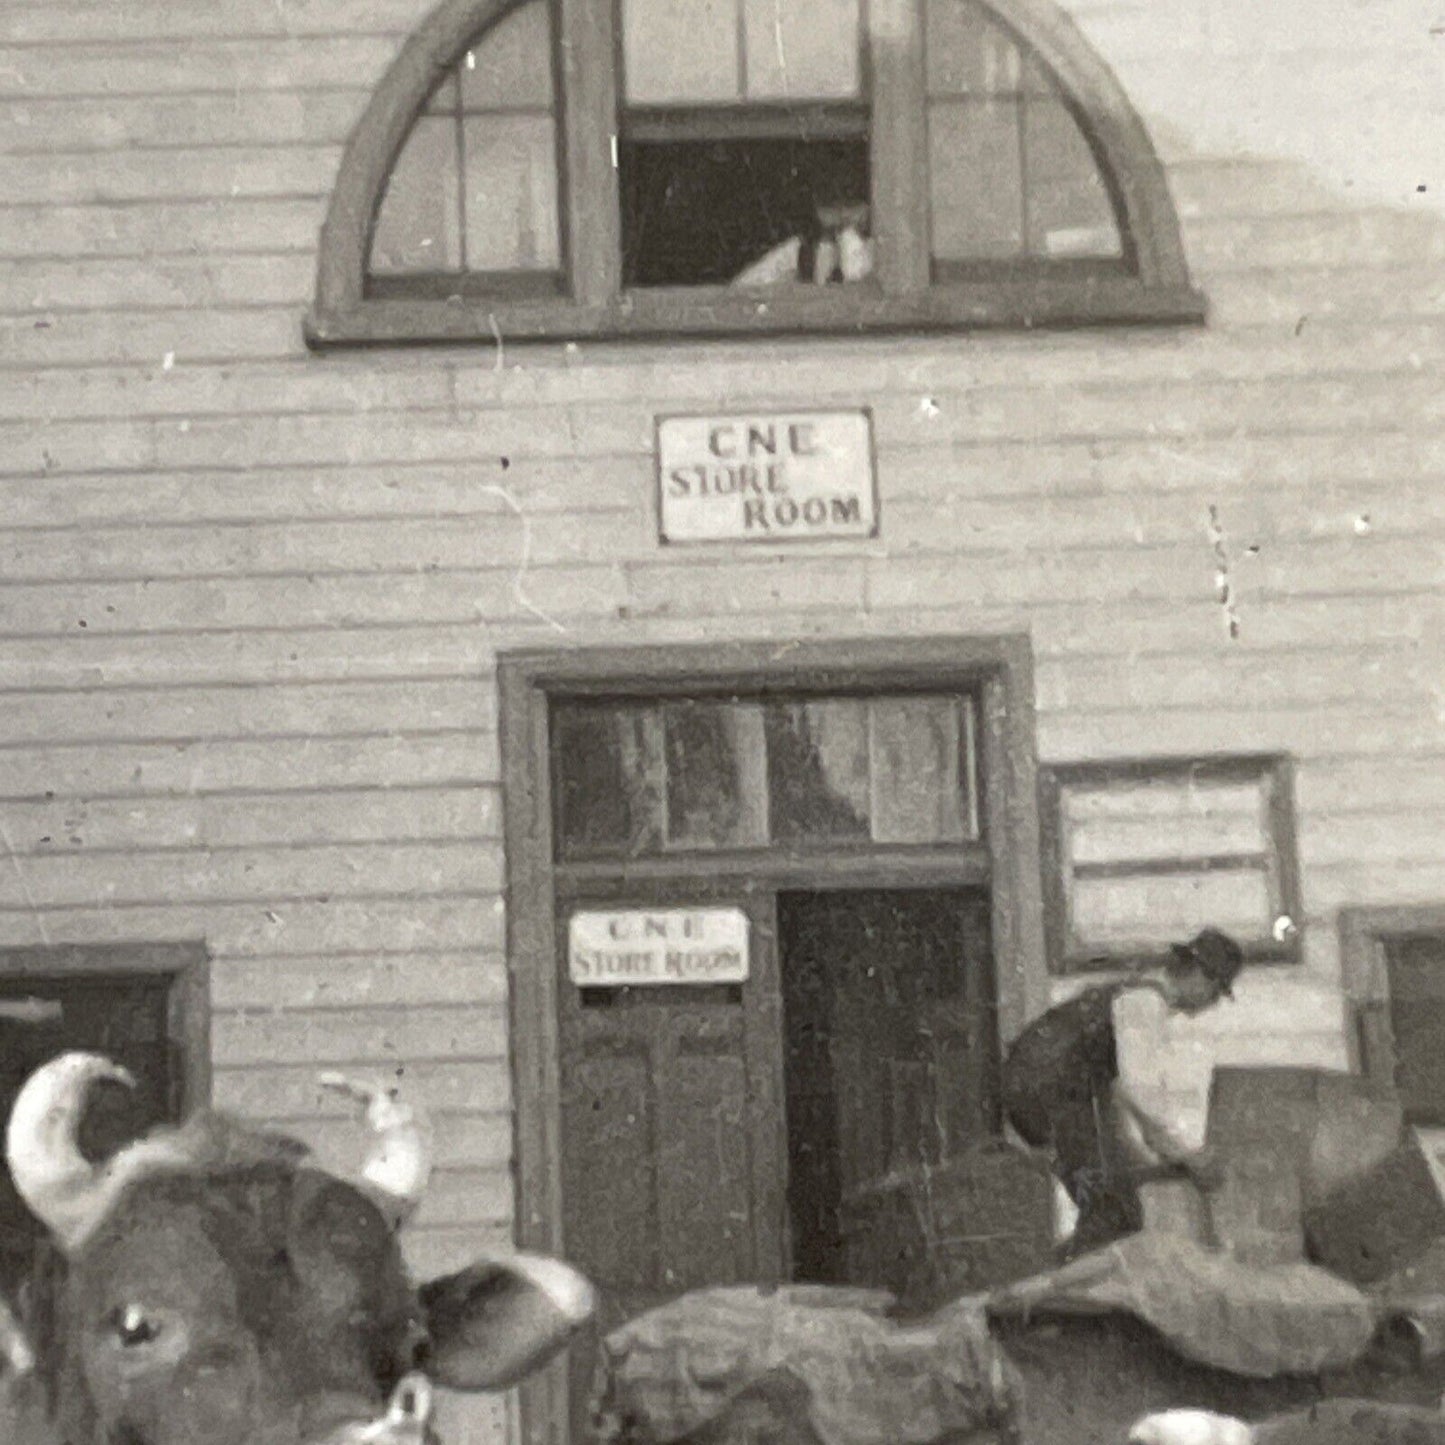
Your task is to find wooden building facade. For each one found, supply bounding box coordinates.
[2,0,1444,1437]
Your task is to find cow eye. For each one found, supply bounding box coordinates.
[112,1305,162,1348]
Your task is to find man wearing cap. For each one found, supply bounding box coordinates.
[1002,927,1245,1256]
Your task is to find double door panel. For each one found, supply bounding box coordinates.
[557,882,1000,1299]
[557,887,785,1430]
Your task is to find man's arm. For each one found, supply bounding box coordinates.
[1107,986,1223,1187]
[1111,1084,1223,1188]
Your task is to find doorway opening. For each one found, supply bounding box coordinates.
[778,887,998,1284]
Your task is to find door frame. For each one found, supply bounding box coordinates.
[498,634,1047,1445]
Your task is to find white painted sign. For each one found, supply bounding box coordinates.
[657,410,878,544]
[568,907,750,986]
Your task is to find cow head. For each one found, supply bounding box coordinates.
[2,1053,595,1445]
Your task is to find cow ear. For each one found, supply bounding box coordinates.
[418,1254,596,1391]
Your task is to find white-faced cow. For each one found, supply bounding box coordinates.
[0,1053,596,1445]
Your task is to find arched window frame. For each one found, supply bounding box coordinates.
[305,0,1203,348]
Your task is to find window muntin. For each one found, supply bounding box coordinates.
[1043,756,1302,975]
[312,0,1201,344]
[552,692,979,860]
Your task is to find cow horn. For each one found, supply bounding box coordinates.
[319,1073,432,1227]
[5,1052,135,1252]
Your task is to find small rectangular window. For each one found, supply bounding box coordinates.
[1,953,203,1298]
[741,0,862,100]
[622,0,741,103]
[621,0,862,105]
[1042,755,1301,974]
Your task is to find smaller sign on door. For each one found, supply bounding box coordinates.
[568,907,750,986]
[657,410,878,544]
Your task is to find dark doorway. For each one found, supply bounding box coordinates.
[777,888,999,1285]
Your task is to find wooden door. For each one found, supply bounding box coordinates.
[556,887,786,1434]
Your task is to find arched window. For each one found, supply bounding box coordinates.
[308,0,1202,346]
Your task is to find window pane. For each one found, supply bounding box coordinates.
[1023,97,1120,258]
[869,696,973,844]
[459,1,553,110]
[370,116,462,273]
[623,0,741,103]
[553,704,664,857]
[1069,868,1272,951]
[461,114,561,270]
[1063,779,1268,867]
[743,0,861,100]
[663,702,768,849]
[767,700,870,842]
[927,98,1024,260]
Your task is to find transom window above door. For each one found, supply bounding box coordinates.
[551,692,979,859]
[307,0,1202,345]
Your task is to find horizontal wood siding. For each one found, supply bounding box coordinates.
[2,0,1443,1436]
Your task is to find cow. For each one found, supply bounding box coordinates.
[0,1052,597,1445]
